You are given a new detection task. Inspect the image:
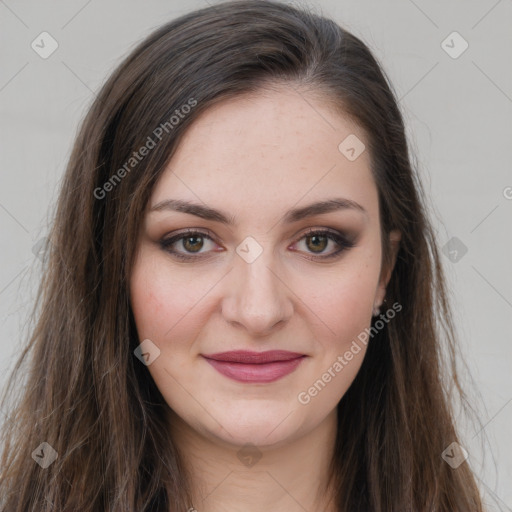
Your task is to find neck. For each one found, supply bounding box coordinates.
[168,409,339,512]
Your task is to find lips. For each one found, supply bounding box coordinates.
[202,350,306,383]
[203,350,304,363]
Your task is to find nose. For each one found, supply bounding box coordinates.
[221,247,294,336]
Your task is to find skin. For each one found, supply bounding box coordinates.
[130,85,401,512]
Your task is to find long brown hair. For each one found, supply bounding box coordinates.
[0,1,486,510]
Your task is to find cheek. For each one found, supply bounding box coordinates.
[294,259,380,410]
[129,258,201,394]
[130,268,167,339]
[305,253,381,344]
[130,254,204,340]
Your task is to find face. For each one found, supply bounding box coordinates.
[130,85,398,449]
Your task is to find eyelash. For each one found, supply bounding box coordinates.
[159,227,355,262]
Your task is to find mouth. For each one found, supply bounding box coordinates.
[201,350,306,383]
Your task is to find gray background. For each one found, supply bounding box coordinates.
[1,0,511,509]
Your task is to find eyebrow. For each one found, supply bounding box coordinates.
[149,197,367,225]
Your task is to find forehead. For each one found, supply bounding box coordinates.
[150,87,378,223]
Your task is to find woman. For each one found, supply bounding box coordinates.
[0,1,485,510]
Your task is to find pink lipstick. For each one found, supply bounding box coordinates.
[202,350,306,383]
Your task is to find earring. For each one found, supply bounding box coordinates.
[372,305,381,317]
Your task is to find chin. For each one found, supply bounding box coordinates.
[201,403,307,448]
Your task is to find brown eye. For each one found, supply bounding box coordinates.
[305,233,329,253]
[160,229,218,260]
[182,235,204,253]
[160,228,355,262]
[293,229,356,260]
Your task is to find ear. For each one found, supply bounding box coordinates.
[373,229,401,310]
